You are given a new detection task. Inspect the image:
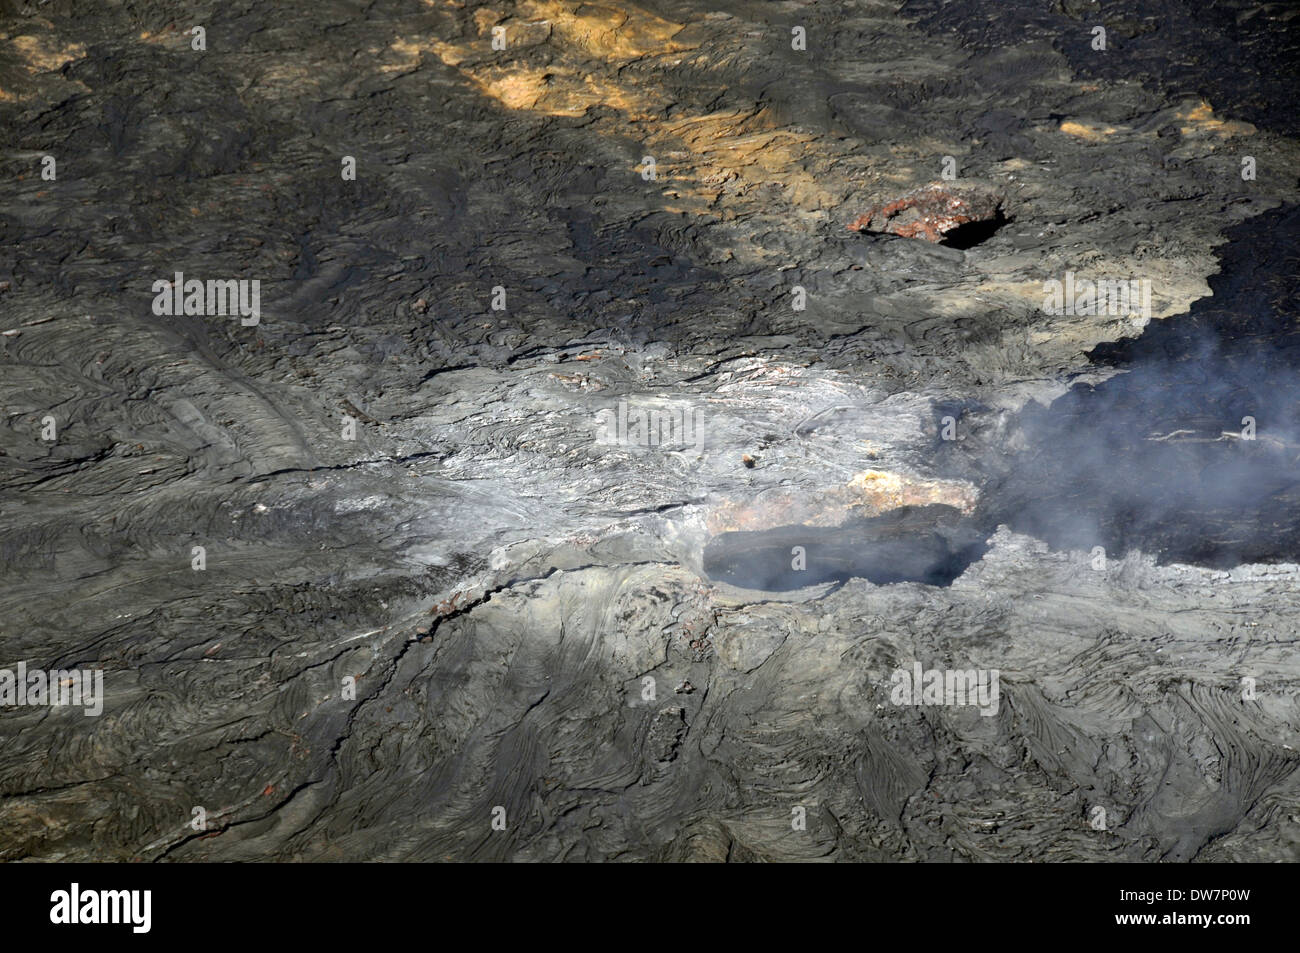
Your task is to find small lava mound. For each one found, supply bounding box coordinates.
[847,182,1005,246]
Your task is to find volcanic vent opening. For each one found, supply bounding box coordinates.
[702,504,990,591]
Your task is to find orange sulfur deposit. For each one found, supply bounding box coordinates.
[706,469,978,535]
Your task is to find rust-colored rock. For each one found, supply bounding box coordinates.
[847,182,1003,242]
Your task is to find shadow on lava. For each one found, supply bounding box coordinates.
[980,203,1300,568]
[942,211,1009,250]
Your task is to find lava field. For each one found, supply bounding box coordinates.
[2,0,1300,864]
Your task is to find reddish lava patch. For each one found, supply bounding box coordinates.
[847,182,1003,243]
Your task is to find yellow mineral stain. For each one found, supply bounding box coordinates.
[527,0,690,58]
[1059,120,1118,140]
[376,4,856,255]
[0,33,87,102]
[11,35,86,71]
[845,470,978,515]
[381,38,429,73]
[1174,100,1255,137]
